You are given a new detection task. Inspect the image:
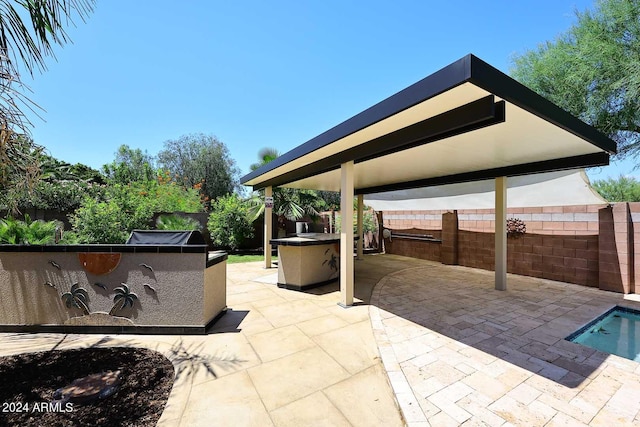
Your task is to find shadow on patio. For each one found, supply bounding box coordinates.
[356,254,640,425]
[359,254,639,386]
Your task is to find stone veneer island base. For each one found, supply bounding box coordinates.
[0,244,227,335]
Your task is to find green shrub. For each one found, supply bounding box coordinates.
[13,180,106,212]
[208,194,254,250]
[334,209,377,234]
[156,214,202,231]
[69,197,135,244]
[58,231,80,244]
[69,177,205,244]
[0,215,62,245]
[592,175,640,202]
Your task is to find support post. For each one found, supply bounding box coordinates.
[356,194,364,260]
[264,186,273,269]
[495,177,507,290]
[340,161,355,307]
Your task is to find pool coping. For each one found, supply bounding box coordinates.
[565,305,640,341]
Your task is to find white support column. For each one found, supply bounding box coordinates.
[264,186,273,269]
[356,194,364,260]
[340,161,355,307]
[495,176,507,291]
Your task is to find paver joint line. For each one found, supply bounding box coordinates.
[2,257,640,427]
[366,257,640,427]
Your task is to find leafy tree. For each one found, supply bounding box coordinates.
[273,187,329,221]
[317,191,341,211]
[70,196,134,244]
[0,134,44,213]
[15,180,104,212]
[246,147,332,223]
[592,175,640,201]
[12,152,106,212]
[0,0,95,77]
[157,133,240,203]
[510,0,640,158]
[39,153,104,183]
[102,145,156,184]
[70,177,204,243]
[208,194,254,250]
[335,209,378,234]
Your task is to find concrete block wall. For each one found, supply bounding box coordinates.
[381,204,626,291]
[384,228,441,262]
[598,204,636,294]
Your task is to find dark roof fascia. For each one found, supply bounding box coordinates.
[240,55,474,185]
[467,55,617,155]
[241,54,617,189]
[356,152,609,195]
[251,96,505,191]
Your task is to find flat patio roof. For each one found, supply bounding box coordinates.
[242,54,617,305]
[241,54,615,193]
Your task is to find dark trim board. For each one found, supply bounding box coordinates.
[252,96,505,190]
[241,56,474,185]
[0,244,208,254]
[270,238,341,247]
[241,53,616,191]
[0,310,229,336]
[357,152,609,195]
[468,55,615,154]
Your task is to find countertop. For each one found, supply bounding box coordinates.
[270,233,341,247]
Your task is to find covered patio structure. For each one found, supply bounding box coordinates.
[241,54,616,307]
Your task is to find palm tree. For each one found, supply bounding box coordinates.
[0,0,94,212]
[109,283,138,316]
[246,148,330,223]
[1,0,94,129]
[249,148,280,171]
[155,214,202,231]
[61,283,90,315]
[0,0,95,74]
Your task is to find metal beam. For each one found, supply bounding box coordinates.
[357,152,609,195]
[252,96,504,190]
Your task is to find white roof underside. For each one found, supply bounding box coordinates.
[241,55,615,195]
[364,169,607,211]
[246,83,604,192]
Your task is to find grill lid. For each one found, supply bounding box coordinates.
[126,230,205,245]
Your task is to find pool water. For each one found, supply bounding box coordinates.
[567,306,640,363]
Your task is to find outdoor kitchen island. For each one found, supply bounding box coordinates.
[270,233,341,290]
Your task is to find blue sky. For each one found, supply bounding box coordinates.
[25,0,633,182]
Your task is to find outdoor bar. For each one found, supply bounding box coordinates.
[241,54,617,307]
[270,233,341,290]
[0,231,227,334]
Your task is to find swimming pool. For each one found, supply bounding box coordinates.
[566,306,640,363]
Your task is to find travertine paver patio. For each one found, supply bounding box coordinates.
[0,259,411,427]
[2,254,640,426]
[370,260,640,426]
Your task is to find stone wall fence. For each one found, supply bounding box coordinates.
[382,203,639,294]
